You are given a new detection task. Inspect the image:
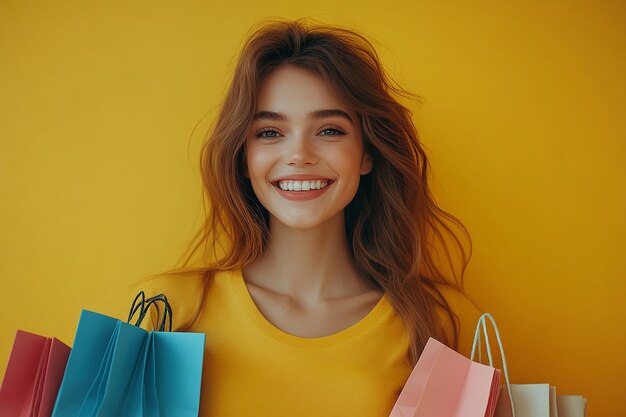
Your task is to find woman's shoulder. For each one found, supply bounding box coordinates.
[131,272,200,299]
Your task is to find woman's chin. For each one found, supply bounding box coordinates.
[269,212,343,232]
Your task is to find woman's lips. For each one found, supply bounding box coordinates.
[271,179,334,201]
[274,179,332,191]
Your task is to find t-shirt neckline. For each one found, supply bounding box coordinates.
[230,269,391,348]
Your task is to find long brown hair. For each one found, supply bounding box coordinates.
[160,17,472,365]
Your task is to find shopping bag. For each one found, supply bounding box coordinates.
[556,395,587,417]
[389,313,513,417]
[121,330,207,416]
[494,384,588,417]
[493,384,558,417]
[51,292,205,417]
[0,330,71,417]
[474,317,590,417]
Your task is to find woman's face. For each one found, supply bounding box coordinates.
[245,65,372,230]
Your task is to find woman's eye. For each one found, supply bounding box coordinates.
[254,127,347,138]
[319,127,346,136]
[255,129,281,138]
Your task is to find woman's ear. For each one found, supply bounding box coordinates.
[360,152,373,175]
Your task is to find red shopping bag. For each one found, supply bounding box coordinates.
[389,313,516,417]
[0,330,71,417]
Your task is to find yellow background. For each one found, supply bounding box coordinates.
[1,1,624,415]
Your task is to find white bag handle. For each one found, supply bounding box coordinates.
[470,313,516,417]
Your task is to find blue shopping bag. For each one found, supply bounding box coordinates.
[51,293,205,417]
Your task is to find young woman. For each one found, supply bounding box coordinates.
[143,18,471,417]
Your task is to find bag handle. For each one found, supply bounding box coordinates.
[128,291,147,326]
[141,294,173,332]
[127,291,173,332]
[470,313,516,417]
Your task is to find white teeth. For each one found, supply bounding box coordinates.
[277,180,330,191]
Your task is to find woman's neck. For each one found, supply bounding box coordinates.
[242,212,374,304]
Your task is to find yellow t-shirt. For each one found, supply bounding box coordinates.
[140,269,413,417]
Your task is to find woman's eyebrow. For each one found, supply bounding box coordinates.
[252,109,353,123]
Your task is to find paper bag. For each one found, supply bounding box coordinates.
[389,337,501,417]
[0,330,70,417]
[557,395,587,417]
[493,384,558,417]
[51,292,205,417]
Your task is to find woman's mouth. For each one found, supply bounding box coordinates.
[274,179,333,191]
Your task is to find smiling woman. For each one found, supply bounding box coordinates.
[245,65,372,229]
[142,17,472,417]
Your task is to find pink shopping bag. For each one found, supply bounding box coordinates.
[389,338,502,417]
[0,330,71,417]
[389,313,516,417]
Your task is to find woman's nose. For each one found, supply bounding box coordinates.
[283,135,318,166]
